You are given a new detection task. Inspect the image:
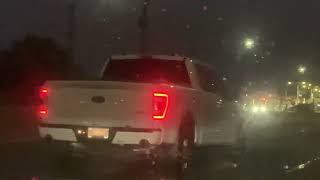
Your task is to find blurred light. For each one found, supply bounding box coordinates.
[298,66,306,74]
[260,97,266,101]
[77,130,83,134]
[39,105,48,117]
[287,81,292,85]
[260,106,267,112]
[40,88,49,100]
[309,83,312,87]
[302,85,307,88]
[233,163,238,168]
[298,164,306,169]
[302,81,306,85]
[252,106,259,113]
[39,110,47,115]
[31,176,40,180]
[315,88,318,92]
[244,38,255,49]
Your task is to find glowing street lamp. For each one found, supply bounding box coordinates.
[244,38,255,49]
[298,65,306,74]
[285,81,293,98]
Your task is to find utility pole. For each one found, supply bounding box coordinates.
[67,0,77,63]
[296,83,300,104]
[138,0,150,55]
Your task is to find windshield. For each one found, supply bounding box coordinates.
[2,0,320,180]
[103,59,191,87]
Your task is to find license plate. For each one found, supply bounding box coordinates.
[88,127,109,139]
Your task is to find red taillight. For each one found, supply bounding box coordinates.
[37,87,49,119]
[39,88,49,100]
[39,105,48,117]
[152,92,169,120]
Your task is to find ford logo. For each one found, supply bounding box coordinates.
[91,96,105,103]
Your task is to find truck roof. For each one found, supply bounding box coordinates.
[99,54,215,77]
[110,54,188,61]
[109,54,210,66]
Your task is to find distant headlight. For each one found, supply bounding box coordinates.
[251,106,267,113]
[260,106,267,112]
[252,106,259,113]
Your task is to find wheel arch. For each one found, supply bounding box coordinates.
[179,111,197,145]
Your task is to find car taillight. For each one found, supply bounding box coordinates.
[152,92,169,120]
[39,88,49,100]
[38,105,48,117]
[38,87,49,118]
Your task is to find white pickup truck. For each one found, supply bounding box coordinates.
[37,55,243,176]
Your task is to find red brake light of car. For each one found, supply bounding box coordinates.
[38,105,48,117]
[39,88,49,100]
[152,92,169,120]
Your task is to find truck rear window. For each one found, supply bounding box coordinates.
[103,59,191,87]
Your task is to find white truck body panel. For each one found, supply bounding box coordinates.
[38,55,242,147]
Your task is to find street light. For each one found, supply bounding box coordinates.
[308,83,312,87]
[244,38,255,49]
[285,81,293,98]
[298,65,306,74]
[302,81,306,85]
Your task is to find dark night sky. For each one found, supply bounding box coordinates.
[1,0,320,81]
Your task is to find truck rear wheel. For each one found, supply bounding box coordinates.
[176,116,195,180]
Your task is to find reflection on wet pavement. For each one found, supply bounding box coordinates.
[2,137,320,180]
[2,112,320,179]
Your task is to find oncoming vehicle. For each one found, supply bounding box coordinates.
[249,97,269,114]
[37,55,243,177]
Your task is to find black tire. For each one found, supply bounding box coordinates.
[176,116,195,180]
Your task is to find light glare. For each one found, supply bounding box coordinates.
[298,66,306,74]
[244,38,255,49]
[252,106,259,113]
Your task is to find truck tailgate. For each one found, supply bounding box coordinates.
[43,81,173,129]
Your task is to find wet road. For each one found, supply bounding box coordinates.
[1,107,320,179]
[1,134,320,180]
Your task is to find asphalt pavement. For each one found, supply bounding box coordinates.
[1,107,320,180]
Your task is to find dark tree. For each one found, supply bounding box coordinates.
[0,35,76,104]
